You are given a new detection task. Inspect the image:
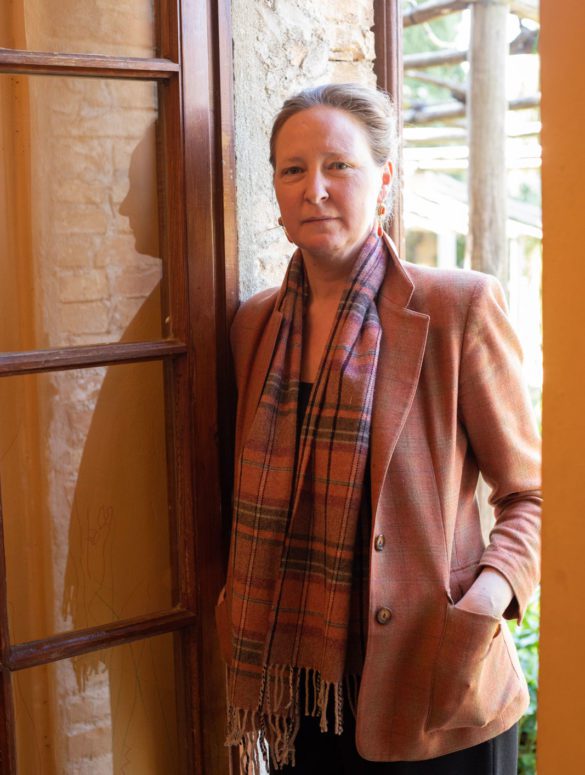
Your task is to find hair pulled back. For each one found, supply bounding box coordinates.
[269,82,397,210]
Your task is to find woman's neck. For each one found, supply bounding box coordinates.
[301,252,352,305]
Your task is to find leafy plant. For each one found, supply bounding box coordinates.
[508,588,540,774]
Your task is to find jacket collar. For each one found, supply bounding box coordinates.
[379,232,415,309]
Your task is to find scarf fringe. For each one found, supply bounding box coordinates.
[226,667,361,772]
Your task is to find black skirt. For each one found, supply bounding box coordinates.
[270,693,518,775]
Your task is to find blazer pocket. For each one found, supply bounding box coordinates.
[426,604,518,732]
[215,586,233,666]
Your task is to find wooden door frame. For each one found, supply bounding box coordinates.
[178,0,238,771]
[373,0,404,256]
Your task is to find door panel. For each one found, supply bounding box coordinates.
[0,74,161,353]
[13,633,179,775]
[1,361,172,645]
[0,0,156,58]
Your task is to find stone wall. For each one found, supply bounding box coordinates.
[231,0,377,299]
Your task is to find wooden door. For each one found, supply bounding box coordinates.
[0,0,235,772]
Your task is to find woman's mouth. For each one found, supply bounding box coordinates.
[302,216,336,223]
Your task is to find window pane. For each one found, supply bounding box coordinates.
[13,634,180,775]
[0,1,155,57]
[0,75,163,353]
[0,362,173,644]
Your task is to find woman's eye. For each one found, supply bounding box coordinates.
[282,166,302,176]
[331,161,350,170]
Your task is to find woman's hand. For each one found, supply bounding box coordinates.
[455,567,514,619]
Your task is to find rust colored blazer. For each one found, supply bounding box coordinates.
[218,235,541,761]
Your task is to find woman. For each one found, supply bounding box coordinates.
[216,83,541,774]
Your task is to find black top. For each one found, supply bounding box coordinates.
[297,381,313,432]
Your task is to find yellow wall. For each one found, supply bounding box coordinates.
[539,0,585,769]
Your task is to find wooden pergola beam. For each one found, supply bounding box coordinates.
[404,101,467,124]
[403,0,470,28]
[407,71,467,101]
[404,47,467,70]
[402,0,539,28]
[404,94,540,124]
[404,123,541,144]
[510,1,539,23]
[404,26,538,69]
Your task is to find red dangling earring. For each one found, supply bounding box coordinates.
[377,203,386,237]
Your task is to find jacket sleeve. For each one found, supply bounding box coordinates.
[458,274,541,622]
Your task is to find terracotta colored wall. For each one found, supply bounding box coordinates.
[539,0,585,769]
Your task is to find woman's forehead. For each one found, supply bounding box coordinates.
[275,106,371,158]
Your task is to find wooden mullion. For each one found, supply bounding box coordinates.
[159,0,181,63]
[158,5,193,617]
[213,4,239,771]
[0,671,16,774]
[158,2,200,773]
[0,48,179,79]
[6,609,196,672]
[373,0,405,256]
[0,339,186,377]
[173,621,201,774]
[215,0,239,549]
[0,484,16,772]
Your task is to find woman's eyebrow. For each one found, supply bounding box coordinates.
[278,155,305,164]
[279,149,353,164]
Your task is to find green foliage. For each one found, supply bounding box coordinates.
[402,0,467,107]
[508,589,540,775]
[517,181,541,207]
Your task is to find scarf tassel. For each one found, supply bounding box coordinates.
[226,667,361,772]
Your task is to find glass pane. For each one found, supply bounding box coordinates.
[13,634,180,775]
[0,75,163,352]
[0,1,155,57]
[0,362,173,644]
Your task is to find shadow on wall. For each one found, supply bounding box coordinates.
[61,122,178,774]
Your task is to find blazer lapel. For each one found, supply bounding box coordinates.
[370,236,430,519]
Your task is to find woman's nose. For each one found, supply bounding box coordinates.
[304,169,328,203]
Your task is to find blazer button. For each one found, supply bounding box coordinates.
[376,607,392,625]
[374,534,385,551]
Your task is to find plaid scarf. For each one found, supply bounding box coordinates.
[226,232,387,770]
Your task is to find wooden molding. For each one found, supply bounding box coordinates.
[6,609,197,671]
[0,48,179,79]
[0,340,187,377]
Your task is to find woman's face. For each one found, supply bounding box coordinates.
[273,105,391,268]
